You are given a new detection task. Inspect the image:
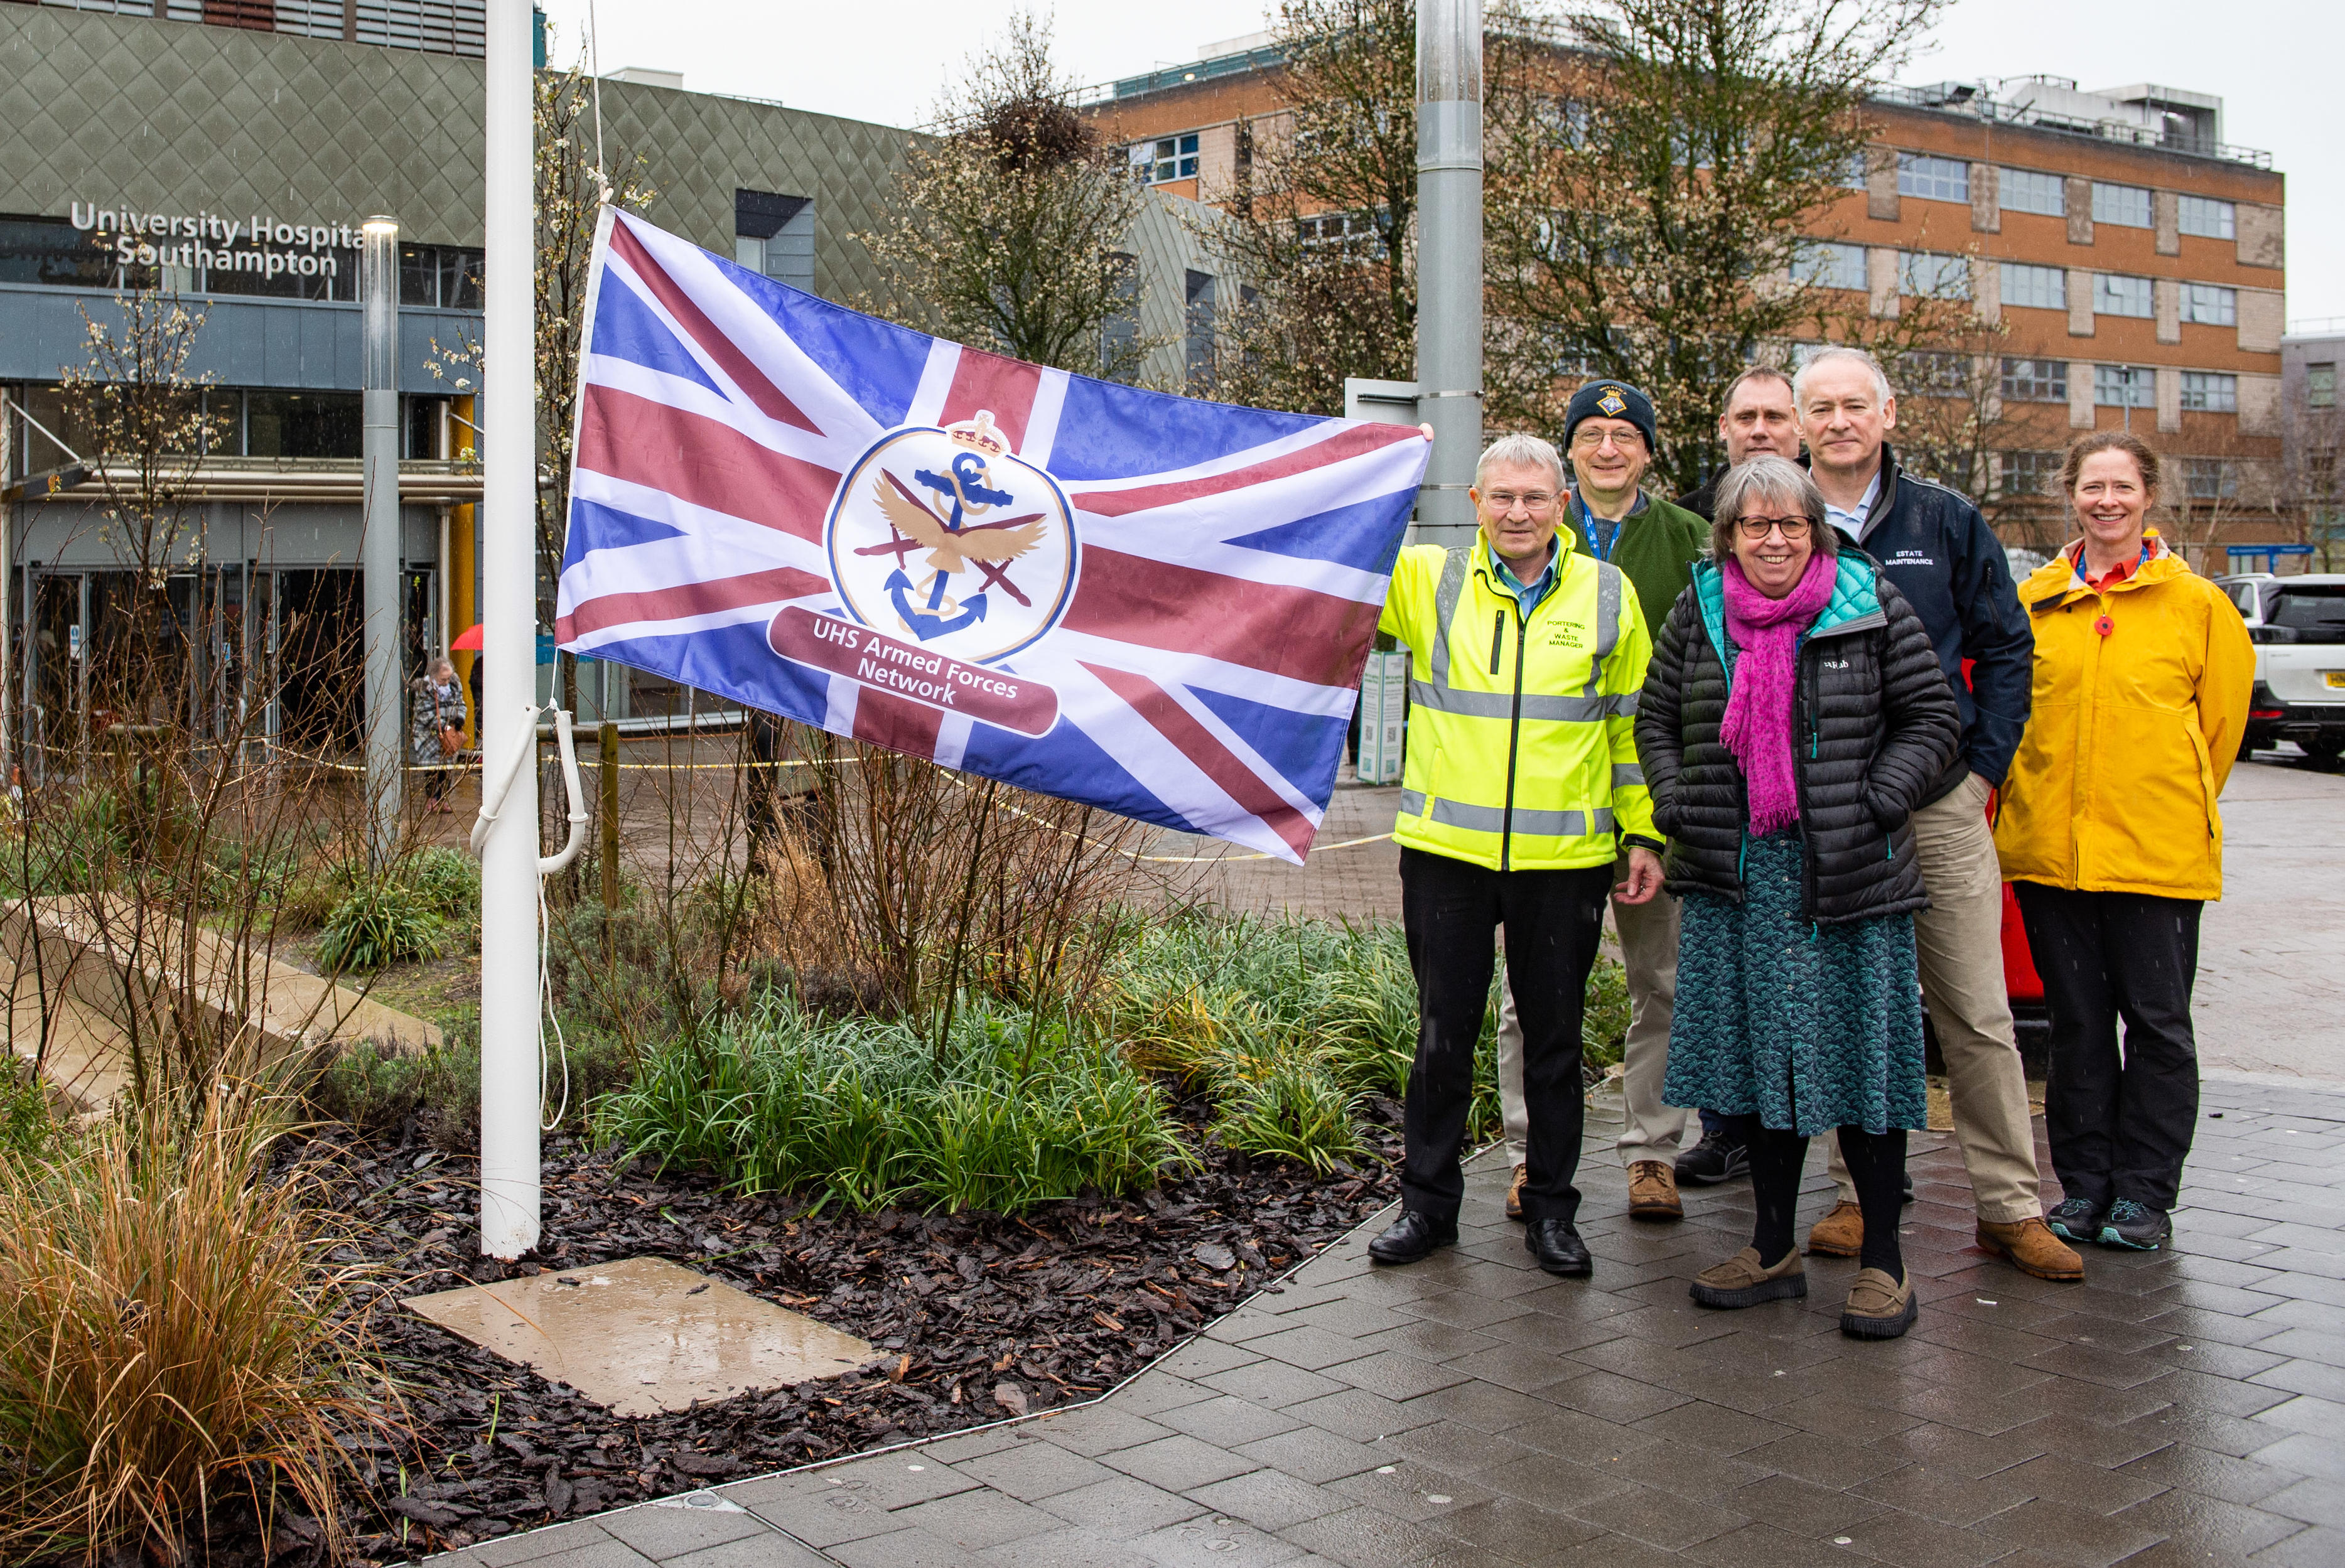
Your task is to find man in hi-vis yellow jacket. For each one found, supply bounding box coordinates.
[1368,431,1664,1278]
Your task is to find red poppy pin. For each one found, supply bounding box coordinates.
[2094,613,2114,638]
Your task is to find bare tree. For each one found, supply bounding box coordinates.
[1484,0,1944,490]
[858,10,1153,378]
[1194,0,1423,414]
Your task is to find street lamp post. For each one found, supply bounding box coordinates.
[1415,0,1484,549]
[479,0,541,1260]
[360,216,402,854]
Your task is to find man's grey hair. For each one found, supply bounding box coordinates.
[1792,345,1894,409]
[1475,431,1566,491]
[1707,455,1839,563]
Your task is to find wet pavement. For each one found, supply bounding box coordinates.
[428,1071,2345,1568]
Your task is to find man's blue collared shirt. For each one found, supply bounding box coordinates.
[1485,537,1560,621]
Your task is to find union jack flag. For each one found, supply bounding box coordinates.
[556,210,1428,862]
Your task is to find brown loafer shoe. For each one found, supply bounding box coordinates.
[1627,1160,1683,1222]
[1976,1216,2085,1282]
[1806,1199,1864,1258]
[1689,1245,1806,1309]
[1505,1164,1528,1222]
[1840,1267,1917,1339]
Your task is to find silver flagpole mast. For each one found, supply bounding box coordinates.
[479,0,541,1260]
[360,215,402,857]
[1415,0,1484,550]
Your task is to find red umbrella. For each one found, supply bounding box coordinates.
[451,623,485,652]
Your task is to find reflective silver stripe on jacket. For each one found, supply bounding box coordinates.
[1404,681,1617,721]
[1611,763,1644,788]
[1583,559,1624,697]
[1426,546,1471,690]
[1400,792,1615,839]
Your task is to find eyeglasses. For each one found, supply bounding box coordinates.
[1570,427,1642,453]
[1482,490,1557,514]
[1735,515,1813,540]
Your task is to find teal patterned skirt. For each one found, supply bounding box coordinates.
[1663,830,1928,1136]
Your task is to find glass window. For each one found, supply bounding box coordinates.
[2093,274,2153,318]
[1998,168,2065,217]
[2310,363,2337,411]
[1298,211,1383,256]
[1798,240,1867,292]
[2270,586,2345,641]
[244,391,362,459]
[2178,283,2236,327]
[1898,250,1969,299]
[2094,365,2154,407]
[2184,458,2237,501]
[1099,251,1140,374]
[1140,133,1202,185]
[1184,269,1216,392]
[1999,450,2060,497]
[2180,371,2238,413]
[2177,196,2236,239]
[0,214,119,287]
[2000,358,2068,403]
[1897,153,1968,203]
[1999,262,2066,311]
[1842,152,1869,190]
[2091,181,2153,228]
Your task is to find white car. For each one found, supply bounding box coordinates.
[2216,573,2345,765]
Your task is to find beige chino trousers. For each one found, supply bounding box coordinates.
[1825,773,2044,1223]
[1497,852,1685,1167]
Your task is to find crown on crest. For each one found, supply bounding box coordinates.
[946,409,1011,456]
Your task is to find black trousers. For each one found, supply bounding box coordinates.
[2012,881,2204,1212]
[1399,847,1610,1225]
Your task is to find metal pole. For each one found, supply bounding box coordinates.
[480,0,541,1261]
[1415,0,1483,550]
[361,216,403,856]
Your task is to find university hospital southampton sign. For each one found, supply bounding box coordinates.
[72,201,358,282]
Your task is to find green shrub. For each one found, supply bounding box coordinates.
[598,997,1188,1215]
[0,1065,61,1164]
[316,879,445,972]
[402,846,481,921]
[1210,1053,1365,1173]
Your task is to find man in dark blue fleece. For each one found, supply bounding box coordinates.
[1791,346,2082,1285]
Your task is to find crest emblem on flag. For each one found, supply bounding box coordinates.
[822,410,1079,665]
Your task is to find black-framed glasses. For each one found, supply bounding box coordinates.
[1735,515,1813,540]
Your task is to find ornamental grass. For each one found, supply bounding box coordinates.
[0,1093,392,1564]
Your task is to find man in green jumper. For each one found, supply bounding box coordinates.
[1496,381,1711,1223]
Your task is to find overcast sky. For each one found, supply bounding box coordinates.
[537,0,2339,321]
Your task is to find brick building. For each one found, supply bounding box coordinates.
[1091,37,2290,565]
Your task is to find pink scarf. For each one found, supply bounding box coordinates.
[1720,554,1836,837]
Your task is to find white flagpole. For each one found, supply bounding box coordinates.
[479,0,541,1260]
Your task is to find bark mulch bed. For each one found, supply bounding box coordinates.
[263,1102,1404,1565]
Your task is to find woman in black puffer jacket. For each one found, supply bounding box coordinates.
[1635,456,1960,1341]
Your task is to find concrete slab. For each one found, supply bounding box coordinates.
[406,1256,875,1417]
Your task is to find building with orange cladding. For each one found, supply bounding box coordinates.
[1090,38,2289,566]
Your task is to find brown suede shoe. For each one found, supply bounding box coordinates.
[1806,1199,1864,1257]
[1627,1160,1683,1222]
[1976,1216,2085,1282]
[1840,1267,1917,1340]
[1689,1246,1806,1309]
[1505,1164,1528,1222]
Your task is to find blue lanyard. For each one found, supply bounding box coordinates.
[1575,491,1618,562]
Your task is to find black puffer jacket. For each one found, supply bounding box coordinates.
[1635,552,1961,923]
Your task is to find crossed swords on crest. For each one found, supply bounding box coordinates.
[856,468,1047,640]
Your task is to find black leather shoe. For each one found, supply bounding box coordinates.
[1526,1218,1592,1277]
[1367,1211,1457,1265]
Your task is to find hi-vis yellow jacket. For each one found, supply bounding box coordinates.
[1378,536,1657,872]
[1994,536,2255,901]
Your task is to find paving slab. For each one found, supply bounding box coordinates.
[433,763,2345,1566]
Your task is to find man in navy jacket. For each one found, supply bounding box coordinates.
[1792,346,2082,1284]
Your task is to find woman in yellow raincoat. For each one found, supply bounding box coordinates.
[1995,431,2253,1254]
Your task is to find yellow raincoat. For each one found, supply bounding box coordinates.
[1994,535,2255,901]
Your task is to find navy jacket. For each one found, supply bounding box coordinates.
[1825,446,2032,801]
